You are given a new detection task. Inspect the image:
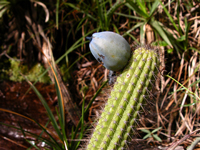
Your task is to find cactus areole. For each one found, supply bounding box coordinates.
[87,31,131,71]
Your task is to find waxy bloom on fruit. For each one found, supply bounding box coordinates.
[87,31,131,71]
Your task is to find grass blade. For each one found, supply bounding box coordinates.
[140,22,146,45]
[123,22,144,37]
[71,80,108,149]
[22,77,63,141]
[115,12,145,21]
[0,121,62,149]
[166,75,200,101]
[64,2,96,21]
[159,0,178,31]
[56,0,59,29]
[149,0,160,16]
[150,20,172,47]
[54,70,65,127]
[107,0,125,21]
[126,0,149,18]
[136,0,147,15]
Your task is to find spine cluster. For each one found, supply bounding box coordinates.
[87,47,159,150]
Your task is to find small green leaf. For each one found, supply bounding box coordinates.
[152,127,162,133]
[151,41,168,47]
[177,35,186,42]
[143,133,152,140]
[182,103,195,107]
[0,7,7,18]
[140,129,151,134]
[167,49,173,54]
[152,134,162,142]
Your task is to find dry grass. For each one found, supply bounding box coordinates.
[1,0,200,149]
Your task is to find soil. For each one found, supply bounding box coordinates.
[0,81,58,150]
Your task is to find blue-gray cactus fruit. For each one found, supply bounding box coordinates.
[88,31,131,71]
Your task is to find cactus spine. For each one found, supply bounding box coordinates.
[87,47,159,150]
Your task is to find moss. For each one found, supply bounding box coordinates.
[2,58,51,83]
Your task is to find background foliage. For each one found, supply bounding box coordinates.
[0,0,200,149]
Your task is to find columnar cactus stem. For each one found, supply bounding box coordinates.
[87,47,159,150]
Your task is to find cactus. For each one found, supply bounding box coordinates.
[87,47,159,150]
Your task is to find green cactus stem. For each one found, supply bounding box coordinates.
[87,47,159,150]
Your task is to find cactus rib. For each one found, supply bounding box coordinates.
[87,47,159,150]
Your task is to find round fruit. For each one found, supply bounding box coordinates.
[88,31,131,71]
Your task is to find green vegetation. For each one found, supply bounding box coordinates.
[0,0,200,149]
[140,127,162,142]
[87,47,159,149]
[3,59,50,83]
